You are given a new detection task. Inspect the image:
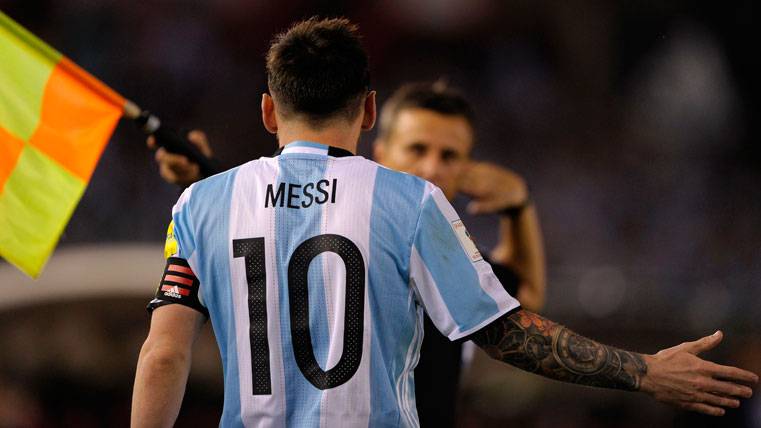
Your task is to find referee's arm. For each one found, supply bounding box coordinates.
[458,162,546,311]
[132,304,205,428]
[492,202,545,311]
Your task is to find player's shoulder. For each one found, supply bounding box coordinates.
[192,157,275,190]
[174,161,255,213]
[321,155,425,186]
[366,159,428,187]
[363,159,436,206]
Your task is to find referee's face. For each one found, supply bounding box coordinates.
[375,108,473,201]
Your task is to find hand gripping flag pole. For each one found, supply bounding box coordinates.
[128,104,221,179]
[0,10,219,278]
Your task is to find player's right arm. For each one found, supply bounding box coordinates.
[131,304,205,428]
[469,309,758,416]
[410,184,757,417]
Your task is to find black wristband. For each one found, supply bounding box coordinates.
[498,198,531,218]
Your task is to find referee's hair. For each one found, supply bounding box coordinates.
[266,17,370,127]
[377,80,475,141]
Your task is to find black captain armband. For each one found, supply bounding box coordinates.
[147,257,209,318]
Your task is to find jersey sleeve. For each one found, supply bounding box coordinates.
[483,255,521,297]
[147,186,209,317]
[409,186,520,341]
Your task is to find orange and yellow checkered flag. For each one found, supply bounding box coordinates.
[0,10,124,277]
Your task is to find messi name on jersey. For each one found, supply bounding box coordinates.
[265,179,337,209]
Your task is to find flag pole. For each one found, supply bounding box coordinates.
[125,100,221,178]
[63,61,220,178]
[58,53,221,177]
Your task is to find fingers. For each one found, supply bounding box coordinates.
[466,201,484,215]
[148,130,208,186]
[702,378,754,399]
[154,148,200,185]
[675,368,756,416]
[187,130,212,157]
[158,162,180,184]
[155,148,191,170]
[678,401,726,417]
[458,162,489,191]
[683,331,723,355]
[159,161,200,186]
[460,163,528,214]
[147,130,212,157]
[694,391,740,409]
[457,165,489,198]
[704,361,760,385]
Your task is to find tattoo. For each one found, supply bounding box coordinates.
[471,310,647,391]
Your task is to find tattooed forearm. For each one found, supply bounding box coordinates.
[471,310,648,391]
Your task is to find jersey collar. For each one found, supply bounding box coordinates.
[274,141,355,158]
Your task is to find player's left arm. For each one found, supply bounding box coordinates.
[470,309,758,416]
[131,304,205,428]
[459,162,546,311]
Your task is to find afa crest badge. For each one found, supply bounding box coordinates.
[451,219,483,262]
[164,220,179,259]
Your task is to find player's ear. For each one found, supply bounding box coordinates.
[261,93,278,134]
[361,91,376,131]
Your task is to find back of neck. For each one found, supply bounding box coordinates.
[277,125,359,154]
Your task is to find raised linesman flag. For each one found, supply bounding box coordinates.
[0,10,124,277]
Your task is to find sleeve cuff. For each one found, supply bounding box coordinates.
[453,305,522,344]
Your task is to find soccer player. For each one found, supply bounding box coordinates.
[149,81,544,427]
[131,17,757,427]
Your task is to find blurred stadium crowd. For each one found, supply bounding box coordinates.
[0,0,757,426]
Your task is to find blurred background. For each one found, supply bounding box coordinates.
[0,0,758,426]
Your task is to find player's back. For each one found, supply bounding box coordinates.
[164,141,518,427]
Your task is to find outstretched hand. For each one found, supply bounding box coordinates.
[640,331,758,416]
[147,130,212,187]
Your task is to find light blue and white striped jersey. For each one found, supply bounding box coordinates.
[161,141,520,427]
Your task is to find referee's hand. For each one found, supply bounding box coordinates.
[459,161,528,215]
[147,130,211,187]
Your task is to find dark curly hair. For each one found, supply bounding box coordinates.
[266,17,370,126]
